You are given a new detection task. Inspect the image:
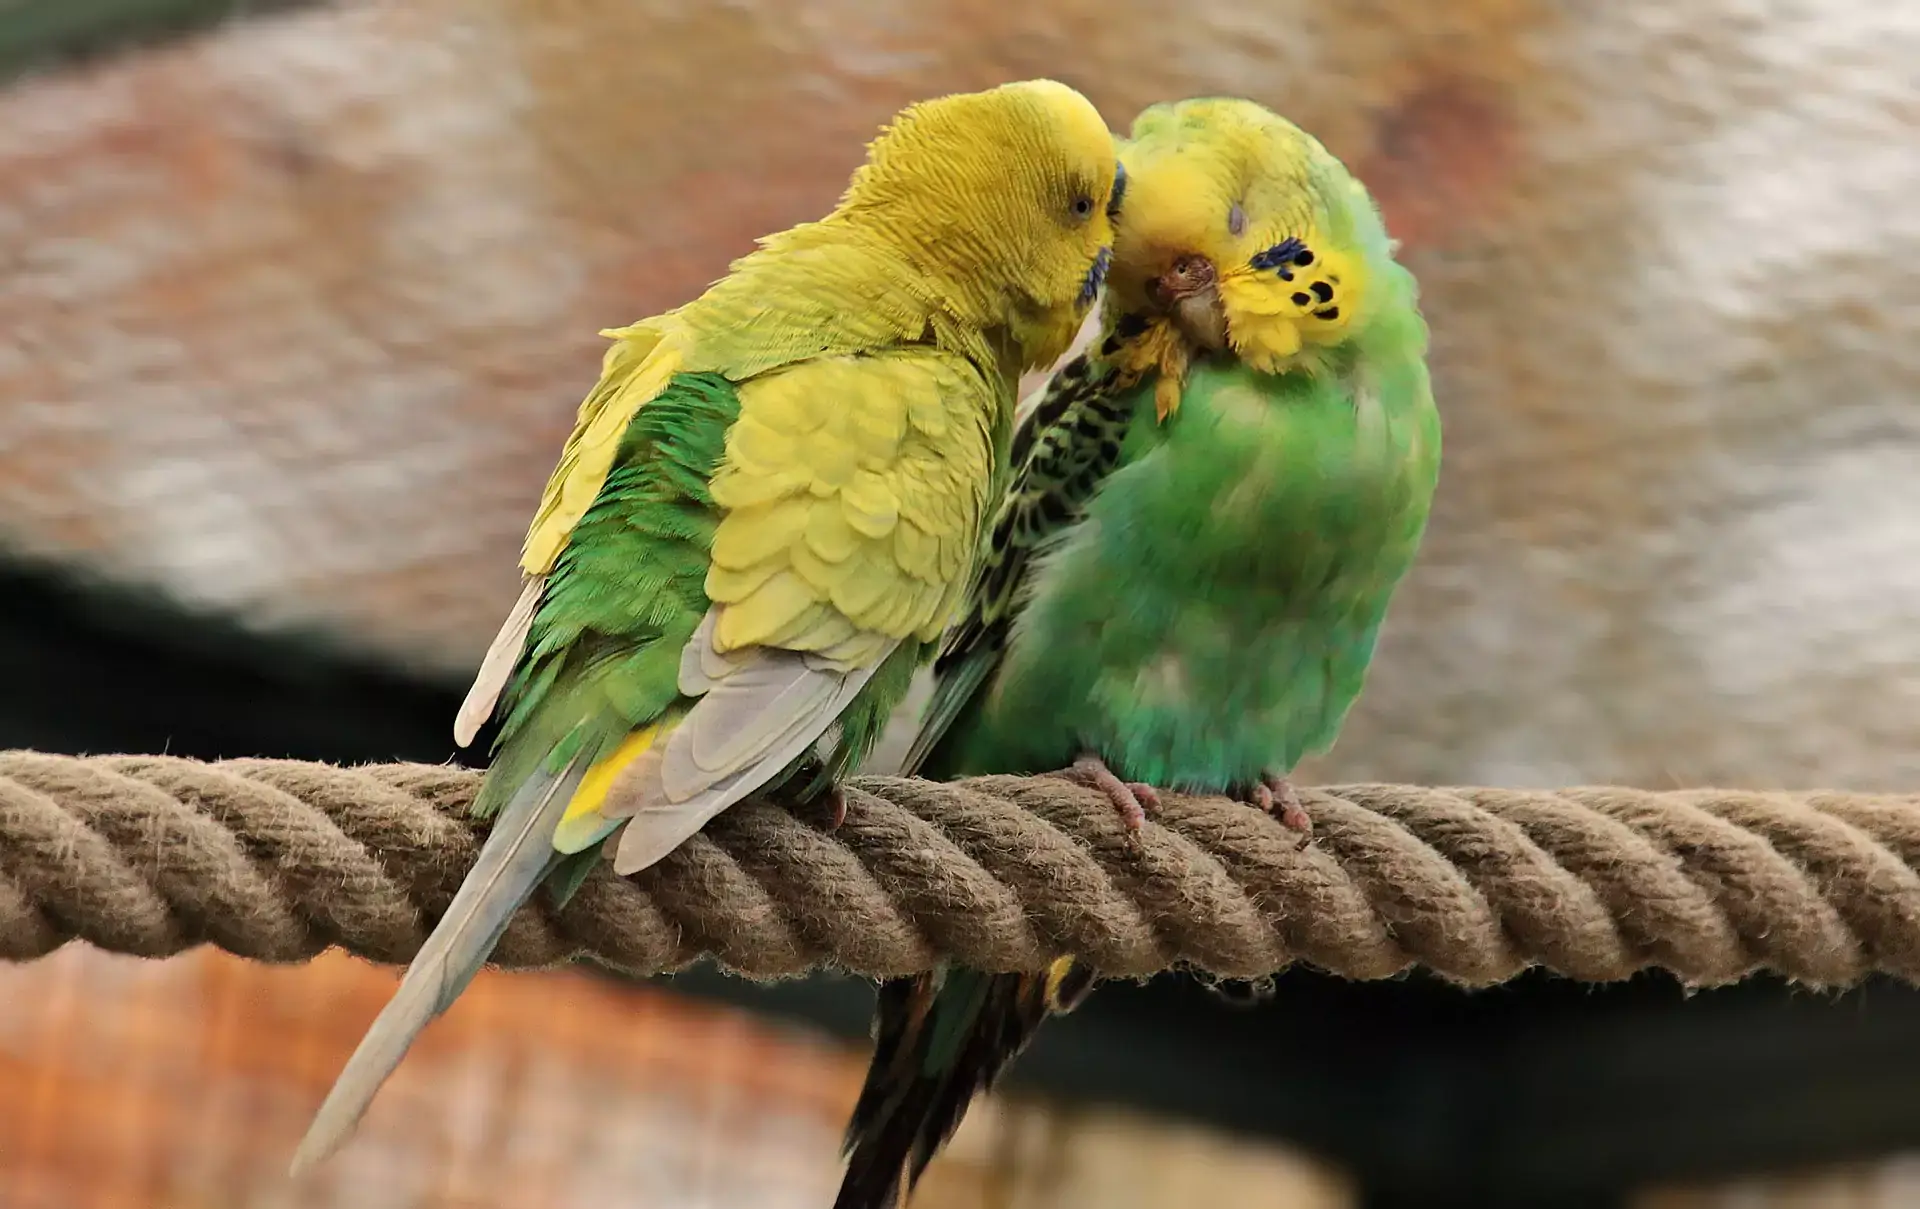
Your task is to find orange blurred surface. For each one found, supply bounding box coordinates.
[0,947,1355,1209]
[0,947,864,1208]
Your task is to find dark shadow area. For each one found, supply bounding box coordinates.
[0,554,477,766]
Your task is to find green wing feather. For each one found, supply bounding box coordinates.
[476,373,739,830]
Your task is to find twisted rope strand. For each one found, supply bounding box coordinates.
[1,752,1917,989]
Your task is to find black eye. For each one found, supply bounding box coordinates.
[1107,163,1129,221]
[1071,195,1095,219]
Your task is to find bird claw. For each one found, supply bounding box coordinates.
[1235,773,1312,846]
[1059,754,1160,842]
[787,774,848,832]
[1263,772,1313,846]
[821,785,848,831]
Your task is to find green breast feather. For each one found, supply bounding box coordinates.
[933,307,1439,789]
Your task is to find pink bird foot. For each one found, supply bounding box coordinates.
[1239,773,1313,843]
[1060,753,1161,837]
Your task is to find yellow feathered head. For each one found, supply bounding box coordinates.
[841,80,1122,372]
[1100,97,1397,415]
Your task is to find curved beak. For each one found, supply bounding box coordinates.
[1150,254,1229,351]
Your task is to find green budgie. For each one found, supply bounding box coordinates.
[834,96,1442,1209]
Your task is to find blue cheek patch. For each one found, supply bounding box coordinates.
[1079,246,1112,308]
[1250,236,1315,281]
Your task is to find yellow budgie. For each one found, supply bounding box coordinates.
[291,79,1121,1173]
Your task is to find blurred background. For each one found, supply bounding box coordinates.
[0,0,1917,1205]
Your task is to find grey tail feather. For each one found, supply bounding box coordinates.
[288,753,588,1174]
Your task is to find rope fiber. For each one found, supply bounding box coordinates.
[1,752,1917,989]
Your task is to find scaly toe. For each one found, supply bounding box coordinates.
[1127,782,1162,815]
[1068,754,1156,837]
[1262,773,1313,838]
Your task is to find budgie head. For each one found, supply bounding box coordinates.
[840,80,1123,371]
[1102,97,1400,413]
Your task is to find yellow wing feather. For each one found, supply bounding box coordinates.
[552,720,671,853]
[706,350,999,670]
[516,232,998,582]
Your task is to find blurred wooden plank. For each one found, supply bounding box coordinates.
[0,947,1344,1208]
[0,947,865,1207]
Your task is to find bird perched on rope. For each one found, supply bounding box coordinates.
[289,79,1120,1173]
[836,95,1442,1208]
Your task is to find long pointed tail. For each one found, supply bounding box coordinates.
[289,755,588,1174]
[835,959,1093,1209]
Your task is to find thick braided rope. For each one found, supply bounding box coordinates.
[1,752,1917,989]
